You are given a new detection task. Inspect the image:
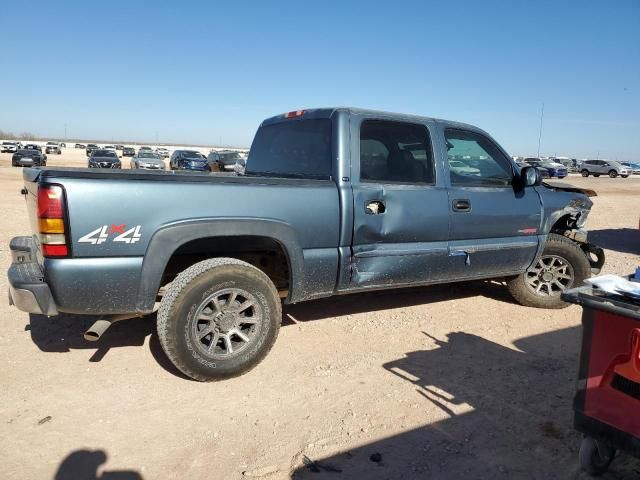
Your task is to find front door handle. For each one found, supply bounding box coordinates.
[452,199,471,212]
[365,200,386,215]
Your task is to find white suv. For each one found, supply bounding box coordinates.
[580,160,631,178]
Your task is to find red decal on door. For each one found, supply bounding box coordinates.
[110,224,126,234]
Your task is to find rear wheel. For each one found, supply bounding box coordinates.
[609,170,618,178]
[581,170,589,177]
[507,234,591,309]
[157,258,281,381]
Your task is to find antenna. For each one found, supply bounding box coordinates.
[536,102,544,158]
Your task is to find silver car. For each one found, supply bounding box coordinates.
[131,151,166,170]
[580,160,631,178]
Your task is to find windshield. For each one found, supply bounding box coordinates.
[18,149,39,154]
[92,150,117,158]
[139,152,160,159]
[220,152,240,162]
[246,118,332,178]
[182,151,205,159]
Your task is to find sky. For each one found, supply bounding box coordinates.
[1,0,639,160]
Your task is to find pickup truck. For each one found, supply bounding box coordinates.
[7,108,605,381]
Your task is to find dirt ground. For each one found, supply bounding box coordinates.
[1,149,639,479]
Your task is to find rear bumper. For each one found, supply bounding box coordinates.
[8,236,58,316]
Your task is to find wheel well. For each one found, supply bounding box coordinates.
[550,214,579,235]
[160,236,290,293]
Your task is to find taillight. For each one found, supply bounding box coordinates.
[37,185,69,257]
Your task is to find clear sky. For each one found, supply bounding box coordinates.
[1,0,638,160]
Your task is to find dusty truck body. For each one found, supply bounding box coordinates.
[8,108,604,380]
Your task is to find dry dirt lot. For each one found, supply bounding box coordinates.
[0,149,639,479]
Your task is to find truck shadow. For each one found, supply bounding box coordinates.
[292,327,640,479]
[26,280,516,380]
[282,280,516,325]
[589,228,640,256]
[26,313,188,379]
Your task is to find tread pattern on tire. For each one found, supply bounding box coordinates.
[157,257,280,381]
[508,233,591,309]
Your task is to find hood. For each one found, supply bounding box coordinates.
[138,158,165,165]
[542,181,597,197]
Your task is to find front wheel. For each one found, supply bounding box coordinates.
[157,258,281,381]
[579,437,616,475]
[609,170,618,178]
[581,170,589,177]
[507,234,591,309]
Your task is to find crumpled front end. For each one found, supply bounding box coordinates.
[538,186,605,274]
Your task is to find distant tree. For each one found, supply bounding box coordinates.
[0,129,17,140]
[19,132,35,140]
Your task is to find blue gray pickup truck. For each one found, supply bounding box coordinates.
[8,108,605,381]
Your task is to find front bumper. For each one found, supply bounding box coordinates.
[8,236,58,316]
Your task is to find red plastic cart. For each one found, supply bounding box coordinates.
[562,286,640,475]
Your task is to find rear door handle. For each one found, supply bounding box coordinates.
[452,199,471,212]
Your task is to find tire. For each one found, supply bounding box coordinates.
[622,175,629,178]
[581,170,589,177]
[579,437,615,475]
[609,170,618,178]
[507,233,591,309]
[593,174,600,177]
[157,258,281,381]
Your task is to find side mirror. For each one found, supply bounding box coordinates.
[521,166,541,187]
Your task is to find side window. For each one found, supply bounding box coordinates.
[360,120,434,184]
[445,129,513,187]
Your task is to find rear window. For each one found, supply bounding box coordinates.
[246,119,332,179]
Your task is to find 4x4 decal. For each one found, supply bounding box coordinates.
[79,224,142,245]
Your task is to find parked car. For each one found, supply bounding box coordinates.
[115,145,125,151]
[156,147,170,158]
[448,159,480,176]
[45,142,62,155]
[86,144,99,156]
[7,107,605,381]
[207,150,244,172]
[131,150,165,170]
[555,157,580,173]
[524,158,568,178]
[620,162,640,175]
[516,160,550,179]
[23,144,43,152]
[170,150,209,171]
[580,160,631,178]
[12,148,47,167]
[1,141,20,153]
[75,144,86,149]
[122,147,136,157]
[139,146,152,151]
[88,149,121,169]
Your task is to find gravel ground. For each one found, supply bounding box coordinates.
[0,149,639,479]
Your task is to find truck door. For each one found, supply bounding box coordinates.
[444,128,542,279]
[349,118,451,288]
